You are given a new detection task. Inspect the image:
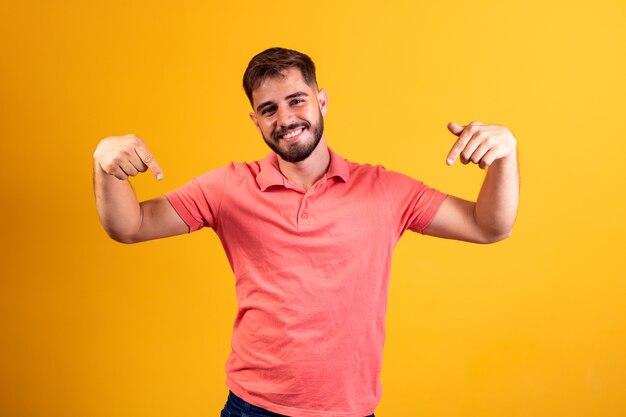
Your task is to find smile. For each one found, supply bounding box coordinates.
[277,126,306,141]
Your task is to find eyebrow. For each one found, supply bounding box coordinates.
[256,91,309,113]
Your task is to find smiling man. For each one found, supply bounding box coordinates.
[251,68,326,164]
[93,47,519,417]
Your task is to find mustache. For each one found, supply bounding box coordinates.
[273,122,310,140]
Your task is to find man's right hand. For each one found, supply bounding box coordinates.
[93,134,188,243]
[93,134,163,181]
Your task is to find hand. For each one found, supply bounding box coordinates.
[446,121,517,169]
[93,134,163,180]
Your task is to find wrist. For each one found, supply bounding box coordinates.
[492,151,517,169]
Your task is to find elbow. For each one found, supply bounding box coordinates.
[104,228,140,244]
[111,235,139,244]
[479,228,513,244]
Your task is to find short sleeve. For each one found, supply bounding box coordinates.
[165,166,229,232]
[381,169,447,235]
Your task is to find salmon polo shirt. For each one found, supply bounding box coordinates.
[165,148,447,417]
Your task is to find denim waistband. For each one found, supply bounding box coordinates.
[226,390,374,417]
[227,391,288,416]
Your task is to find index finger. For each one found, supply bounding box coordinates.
[446,133,470,166]
[445,121,485,165]
[135,144,164,180]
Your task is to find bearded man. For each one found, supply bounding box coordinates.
[93,47,519,417]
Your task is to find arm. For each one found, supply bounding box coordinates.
[423,121,519,244]
[93,134,189,243]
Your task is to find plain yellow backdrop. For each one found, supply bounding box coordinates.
[2,1,625,416]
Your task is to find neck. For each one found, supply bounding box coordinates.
[277,137,330,191]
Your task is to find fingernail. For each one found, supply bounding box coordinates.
[157,173,163,180]
[446,158,453,165]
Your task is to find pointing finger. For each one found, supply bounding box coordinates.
[445,121,486,166]
[446,128,475,166]
[135,146,163,180]
[446,122,469,165]
[447,136,467,165]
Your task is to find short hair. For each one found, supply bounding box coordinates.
[243,47,318,107]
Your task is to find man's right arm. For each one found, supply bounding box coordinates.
[93,134,189,244]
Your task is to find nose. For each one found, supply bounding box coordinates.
[276,104,294,127]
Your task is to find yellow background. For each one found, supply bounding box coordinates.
[2,0,625,416]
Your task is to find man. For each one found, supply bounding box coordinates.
[93,47,519,417]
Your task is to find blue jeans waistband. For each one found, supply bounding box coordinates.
[223,390,374,417]
[226,391,288,416]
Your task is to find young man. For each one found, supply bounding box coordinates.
[93,47,519,417]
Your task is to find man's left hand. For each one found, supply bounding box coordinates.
[446,121,517,169]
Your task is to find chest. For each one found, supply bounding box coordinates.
[216,180,394,256]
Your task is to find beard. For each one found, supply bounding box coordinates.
[262,112,324,163]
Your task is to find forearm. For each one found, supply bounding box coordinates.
[94,164,143,242]
[474,153,519,239]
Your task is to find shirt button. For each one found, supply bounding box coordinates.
[301,213,308,219]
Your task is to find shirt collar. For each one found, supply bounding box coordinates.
[256,147,350,191]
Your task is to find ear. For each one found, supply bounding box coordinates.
[317,88,329,116]
[249,111,261,132]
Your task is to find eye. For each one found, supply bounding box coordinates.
[290,98,304,105]
[261,106,276,115]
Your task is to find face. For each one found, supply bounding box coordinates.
[249,68,328,163]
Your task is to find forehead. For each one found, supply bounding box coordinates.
[251,68,315,108]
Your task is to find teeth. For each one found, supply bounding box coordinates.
[282,128,303,139]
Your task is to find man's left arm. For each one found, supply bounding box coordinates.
[423,121,519,244]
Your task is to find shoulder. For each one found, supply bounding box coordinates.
[342,157,411,183]
[340,156,434,199]
[193,160,261,183]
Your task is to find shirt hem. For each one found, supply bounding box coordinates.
[226,378,377,417]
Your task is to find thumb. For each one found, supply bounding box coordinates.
[447,121,464,136]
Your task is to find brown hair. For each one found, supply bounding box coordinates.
[243,47,318,107]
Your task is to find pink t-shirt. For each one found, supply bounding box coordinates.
[166,149,447,417]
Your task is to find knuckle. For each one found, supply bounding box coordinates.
[111,156,124,166]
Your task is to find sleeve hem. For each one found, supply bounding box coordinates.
[165,191,202,233]
[414,192,448,234]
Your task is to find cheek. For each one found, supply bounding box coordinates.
[257,118,271,130]
[260,122,275,137]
